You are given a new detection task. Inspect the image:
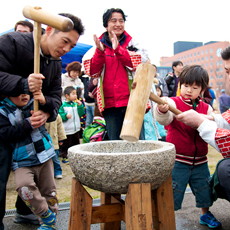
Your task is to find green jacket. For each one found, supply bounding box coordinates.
[59,101,84,135]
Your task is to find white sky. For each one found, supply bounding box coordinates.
[1,0,229,65]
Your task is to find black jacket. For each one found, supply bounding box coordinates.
[164,72,177,97]
[79,74,95,104]
[0,32,62,122]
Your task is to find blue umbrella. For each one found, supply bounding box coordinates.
[61,43,93,73]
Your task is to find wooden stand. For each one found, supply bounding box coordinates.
[68,175,176,230]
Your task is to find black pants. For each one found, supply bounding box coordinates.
[102,107,145,140]
[0,139,12,226]
[217,158,230,201]
[60,132,80,159]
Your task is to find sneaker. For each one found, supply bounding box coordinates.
[14,213,40,225]
[62,158,69,164]
[41,209,56,226]
[55,174,62,179]
[200,211,222,229]
[37,223,55,230]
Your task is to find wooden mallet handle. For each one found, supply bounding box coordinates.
[149,92,182,115]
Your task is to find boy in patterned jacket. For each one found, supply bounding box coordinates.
[0,91,58,230]
[154,65,221,229]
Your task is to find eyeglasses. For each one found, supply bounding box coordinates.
[109,18,125,24]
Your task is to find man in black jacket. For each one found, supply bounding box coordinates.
[164,60,183,97]
[0,13,84,230]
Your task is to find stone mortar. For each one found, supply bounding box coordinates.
[68,140,175,194]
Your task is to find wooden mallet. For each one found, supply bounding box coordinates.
[120,63,155,142]
[22,5,74,112]
[120,63,182,142]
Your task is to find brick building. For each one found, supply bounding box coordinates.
[160,41,230,97]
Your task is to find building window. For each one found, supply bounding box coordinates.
[210,76,213,80]
[206,56,208,61]
[220,60,223,65]
[201,57,204,61]
[210,82,213,86]
[187,61,189,65]
[220,82,223,86]
[220,67,223,72]
[197,52,200,56]
[205,49,208,54]
[190,60,193,63]
[217,82,219,86]
[210,48,213,53]
[194,53,196,57]
[216,75,219,79]
[210,62,213,66]
[184,56,186,59]
[194,59,196,63]
[210,55,213,60]
[217,68,219,72]
[198,58,200,62]
[210,69,213,73]
[181,56,183,60]
[216,61,219,65]
[201,51,204,55]
[190,54,192,57]
[206,63,208,67]
[220,74,223,79]
[187,55,189,58]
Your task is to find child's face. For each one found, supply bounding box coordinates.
[9,94,30,107]
[66,90,77,102]
[156,88,162,97]
[69,70,80,79]
[180,83,202,103]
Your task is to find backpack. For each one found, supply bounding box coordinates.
[82,116,107,143]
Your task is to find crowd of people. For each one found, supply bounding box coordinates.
[1,7,230,230]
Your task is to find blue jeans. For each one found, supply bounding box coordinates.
[103,107,145,140]
[172,161,213,211]
[52,150,62,177]
[86,105,95,127]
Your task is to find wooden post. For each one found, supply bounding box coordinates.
[151,175,176,230]
[125,183,153,230]
[100,192,122,230]
[68,178,92,230]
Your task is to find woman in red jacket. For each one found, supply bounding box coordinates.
[84,8,149,140]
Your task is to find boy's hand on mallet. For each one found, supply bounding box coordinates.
[33,90,46,104]
[30,110,49,128]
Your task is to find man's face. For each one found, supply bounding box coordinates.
[106,12,125,39]
[16,25,31,33]
[46,28,79,59]
[224,59,230,81]
[173,63,183,75]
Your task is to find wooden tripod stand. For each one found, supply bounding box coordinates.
[68,175,176,230]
